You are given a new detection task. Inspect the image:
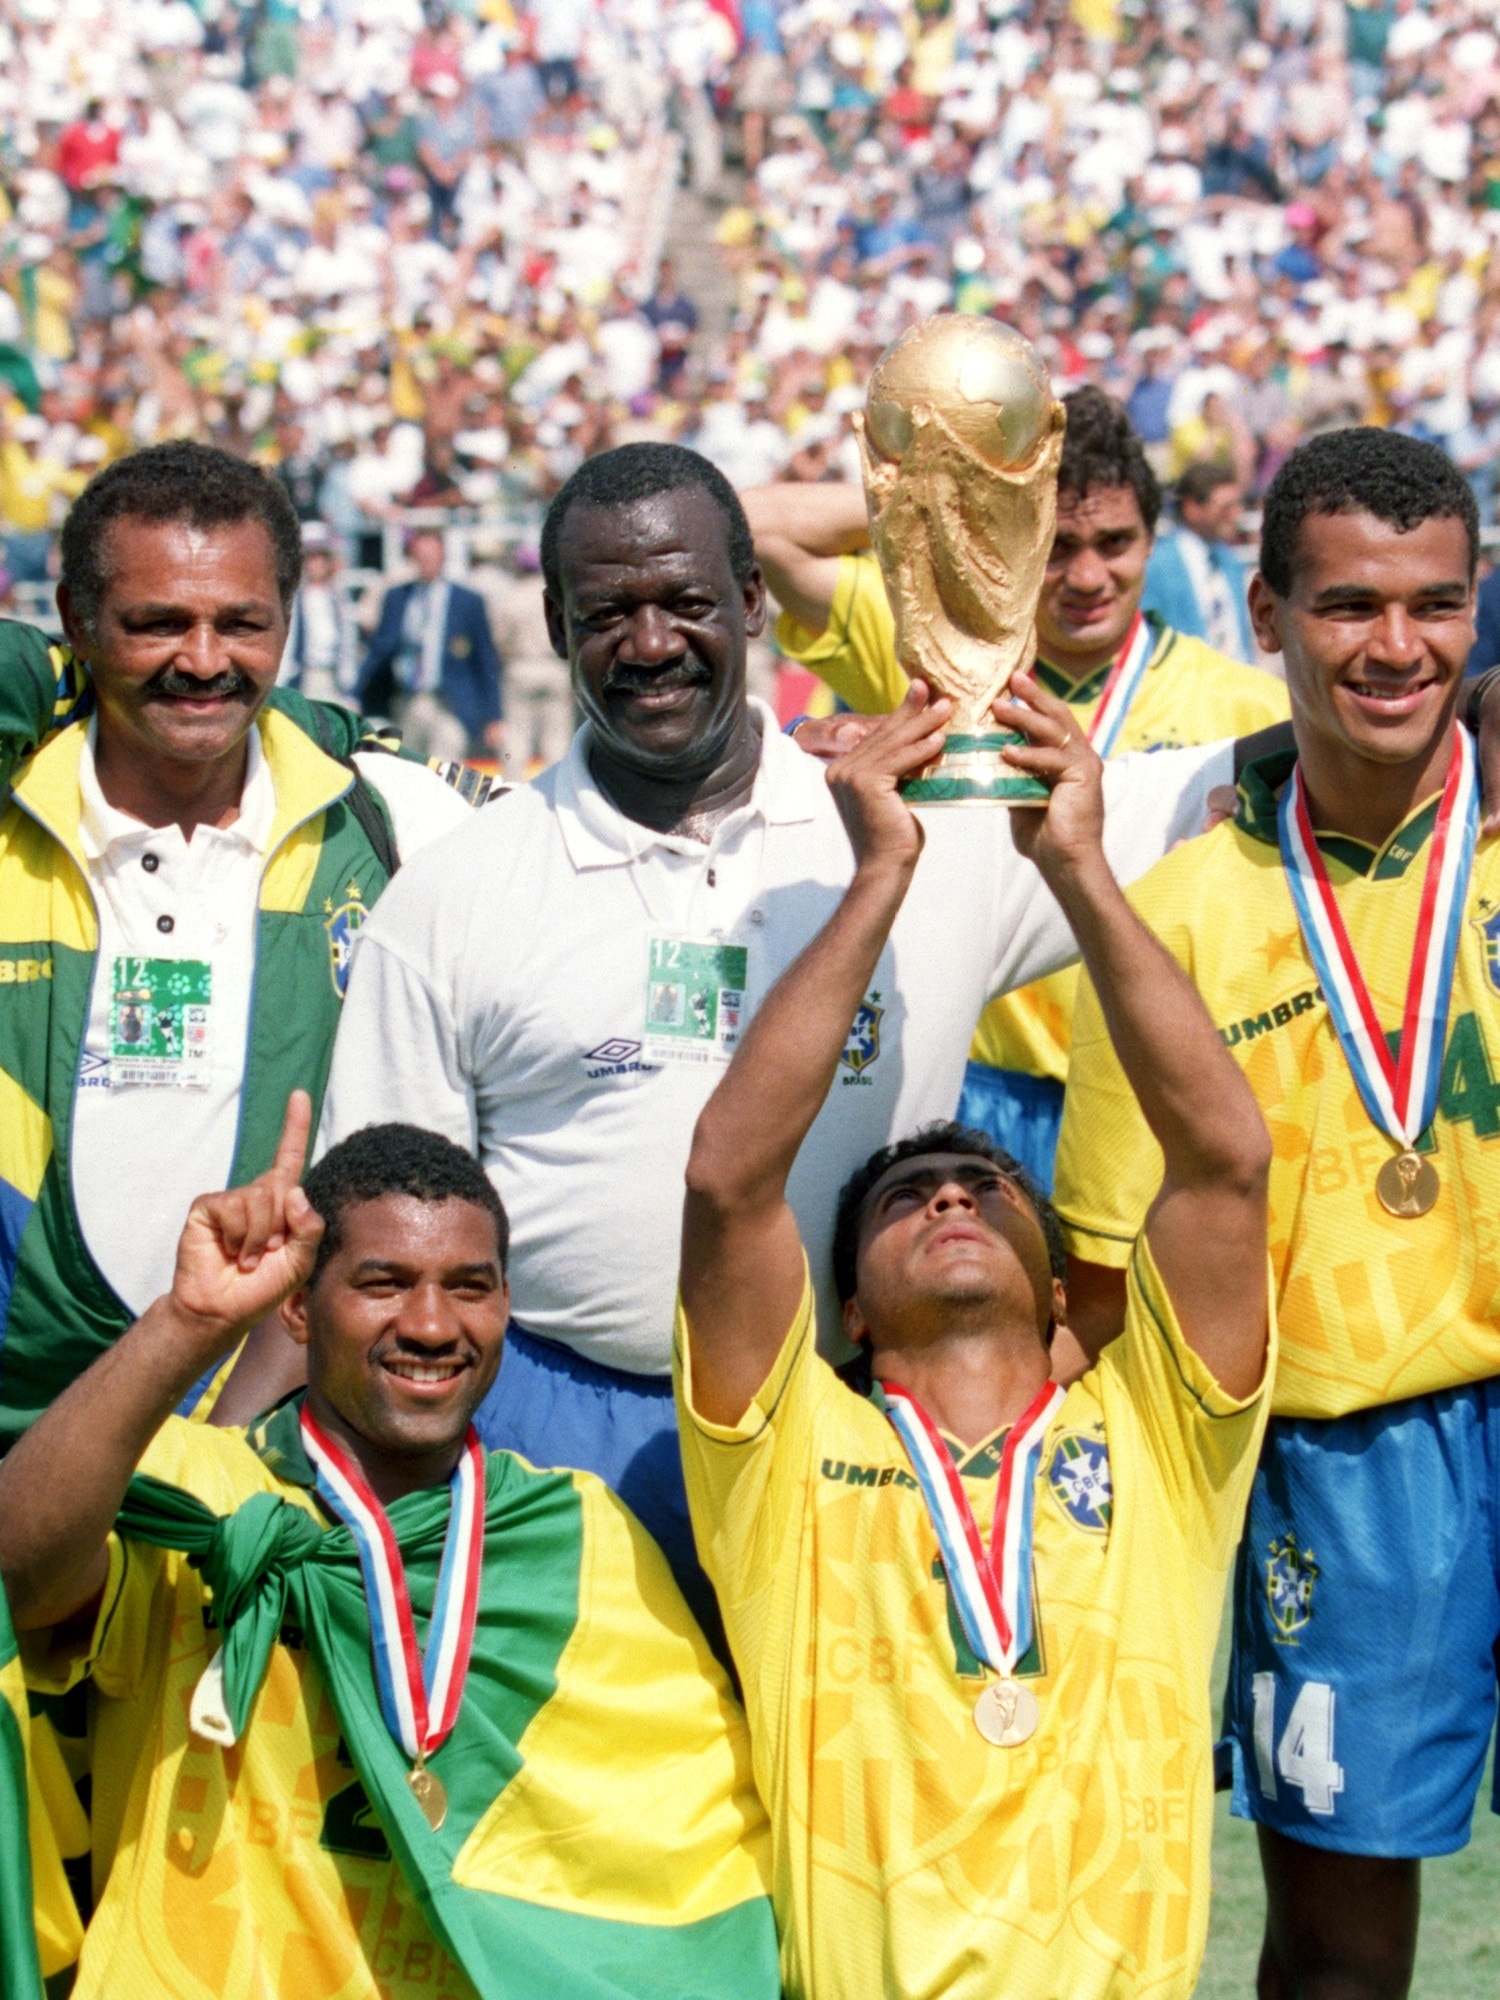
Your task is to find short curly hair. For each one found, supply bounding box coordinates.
[1259,427,1479,598]
[1057,384,1162,533]
[301,1124,508,1286]
[59,441,303,635]
[831,1120,1067,1309]
[541,442,755,603]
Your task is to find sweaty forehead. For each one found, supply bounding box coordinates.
[557,488,733,593]
[1053,483,1144,539]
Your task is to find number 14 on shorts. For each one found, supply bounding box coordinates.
[1252,1675,1347,1815]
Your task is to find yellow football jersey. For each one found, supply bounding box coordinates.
[776,552,1291,1086]
[23,1415,771,2000]
[675,1234,1271,2000]
[1056,748,1500,1419]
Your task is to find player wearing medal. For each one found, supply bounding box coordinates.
[673,671,1274,1998]
[1052,427,1500,1998]
[0,1095,778,2000]
[744,386,1288,1192]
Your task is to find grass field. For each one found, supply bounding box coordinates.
[1195,1620,1500,1997]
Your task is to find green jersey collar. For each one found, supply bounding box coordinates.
[1235,748,1441,880]
[1033,612,1168,709]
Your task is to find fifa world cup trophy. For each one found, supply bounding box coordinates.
[854,315,1066,801]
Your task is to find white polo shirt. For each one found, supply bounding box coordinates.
[320,704,1230,1374]
[71,727,473,1315]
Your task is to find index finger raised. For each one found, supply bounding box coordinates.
[269,1090,313,1187]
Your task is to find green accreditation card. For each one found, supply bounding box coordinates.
[109,957,212,1088]
[644,937,749,1066]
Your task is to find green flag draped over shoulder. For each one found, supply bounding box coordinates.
[0,1583,46,2000]
[117,1427,780,2000]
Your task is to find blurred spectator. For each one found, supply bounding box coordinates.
[280,524,360,707]
[1142,464,1256,665]
[642,260,700,393]
[0,413,82,583]
[486,542,574,773]
[358,526,504,761]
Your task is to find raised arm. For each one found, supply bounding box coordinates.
[998,676,1271,1396]
[0,1096,323,1630]
[739,480,871,634]
[681,685,948,1424]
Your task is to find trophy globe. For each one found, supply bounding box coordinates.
[856,315,1066,803]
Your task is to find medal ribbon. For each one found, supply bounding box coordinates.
[301,1410,485,1763]
[1083,611,1153,759]
[882,1379,1064,1674]
[1276,724,1478,1149]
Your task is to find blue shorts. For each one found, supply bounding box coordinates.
[955,1061,1065,1193]
[1225,1380,1500,1856]
[473,1323,726,1661]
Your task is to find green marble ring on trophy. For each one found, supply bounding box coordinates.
[852,315,1067,804]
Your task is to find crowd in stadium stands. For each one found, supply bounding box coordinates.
[7,0,1500,587]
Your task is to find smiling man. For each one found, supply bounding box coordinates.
[744,388,1287,1191]
[673,678,1272,1999]
[318,441,1235,1630]
[1053,427,1500,1998]
[0,441,479,1448]
[0,1097,777,2000]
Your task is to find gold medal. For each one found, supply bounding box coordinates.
[1375,1149,1440,1219]
[973,1678,1039,1748]
[408,1758,448,1832]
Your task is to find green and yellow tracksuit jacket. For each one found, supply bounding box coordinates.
[0,625,406,1444]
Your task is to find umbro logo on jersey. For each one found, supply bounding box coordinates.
[821,1458,919,1491]
[582,1038,657,1079]
[1219,985,1324,1049]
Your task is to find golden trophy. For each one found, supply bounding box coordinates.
[854,315,1066,802]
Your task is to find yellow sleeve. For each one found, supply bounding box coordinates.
[1052,961,1163,1266]
[1097,1232,1274,1575]
[774,552,907,714]
[20,1535,167,1705]
[674,1267,832,1642]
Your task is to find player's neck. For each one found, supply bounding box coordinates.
[1294,714,1459,852]
[306,1389,466,1509]
[872,1323,1051,1450]
[590,705,762,843]
[93,713,251,839]
[1037,620,1133,684]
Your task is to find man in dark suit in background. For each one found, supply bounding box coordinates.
[358,526,504,760]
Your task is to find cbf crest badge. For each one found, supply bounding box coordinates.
[1048,1432,1113,1533]
[324,881,371,998]
[841,994,883,1076]
[1472,898,1500,994]
[1265,1531,1318,1642]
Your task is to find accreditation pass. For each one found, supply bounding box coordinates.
[643,936,749,1066]
[109,956,212,1087]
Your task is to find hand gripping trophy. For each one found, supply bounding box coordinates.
[854,314,1067,802]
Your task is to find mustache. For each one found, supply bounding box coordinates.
[601,656,711,695]
[146,665,258,702]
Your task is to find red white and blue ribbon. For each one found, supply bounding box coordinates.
[301,1409,486,1764]
[1084,611,1154,760]
[882,1379,1064,1674]
[1276,724,1478,1149]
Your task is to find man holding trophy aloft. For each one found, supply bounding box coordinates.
[319,329,1236,1629]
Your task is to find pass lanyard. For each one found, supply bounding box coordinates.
[882,1379,1064,1675]
[301,1409,485,1769]
[1276,726,1478,1150]
[1083,611,1153,760]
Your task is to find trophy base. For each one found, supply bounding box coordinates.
[899,731,1047,805]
